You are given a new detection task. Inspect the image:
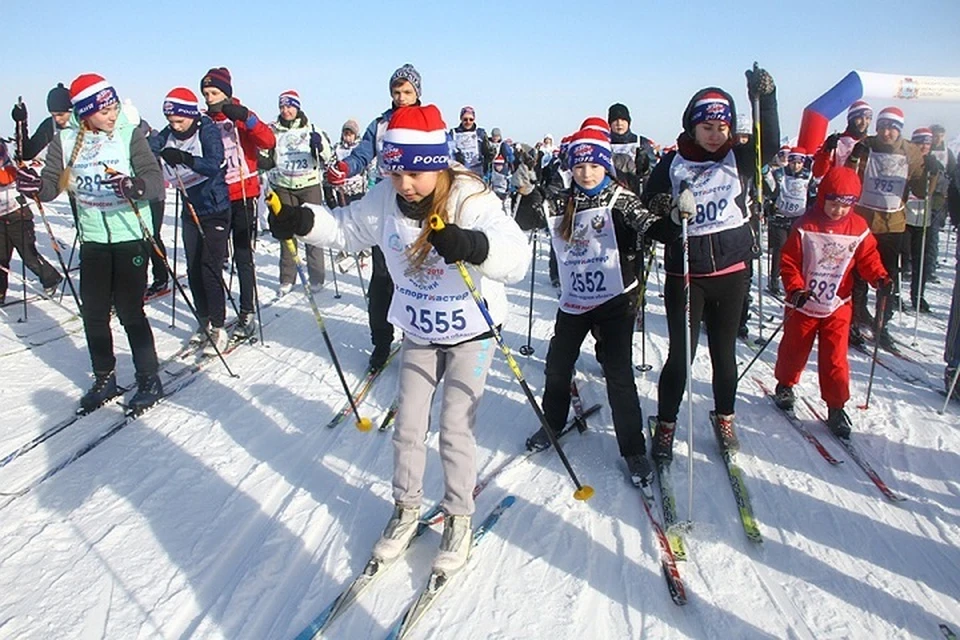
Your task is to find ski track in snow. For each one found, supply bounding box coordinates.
[0,199,958,638]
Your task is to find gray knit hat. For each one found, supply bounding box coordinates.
[342,119,360,135]
[389,64,421,99]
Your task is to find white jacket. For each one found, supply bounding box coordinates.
[299,174,529,335]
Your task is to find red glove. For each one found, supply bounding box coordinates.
[326,161,349,186]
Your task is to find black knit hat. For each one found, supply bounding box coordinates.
[608,103,631,125]
[46,82,72,113]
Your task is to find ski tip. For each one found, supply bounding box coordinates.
[501,495,517,508]
[573,485,595,501]
[356,416,373,432]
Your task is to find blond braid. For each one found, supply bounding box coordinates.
[58,126,86,194]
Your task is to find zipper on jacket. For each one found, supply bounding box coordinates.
[101,211,112,244]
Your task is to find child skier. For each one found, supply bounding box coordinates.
[151,87,231,356]
[268,105,528,575]
[524,121,681,488]
[772,166,889,438]
[768,147,814,295]
[641,65,780,459]
[16,73,165,413]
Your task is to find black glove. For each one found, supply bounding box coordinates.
[257,153,275,172]
[822,133,840,153]
[925,153,944,175]
[105,173,146,200]
[160,147,194,168]
[647,193,673,218]
[220,103,250,123]
[849,143,869,163]
[428,223,489,265]
[15,165,41,196]
[309,131,325,156]
[790,289,814,308]
[453,150,465,165]
[11,102,27,123]
[268,203,314,240]
[875,278,893,298]
[745,63,776,100]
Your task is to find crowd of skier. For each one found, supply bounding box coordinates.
[2,61,958,579]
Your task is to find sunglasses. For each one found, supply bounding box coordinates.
[461,117,474,122]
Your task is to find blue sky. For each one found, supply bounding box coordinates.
[4,0,959,148]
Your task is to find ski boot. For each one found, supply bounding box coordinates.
[651,419,676,463]
[79,370,118,414]
[128,373,164,416]
[368,343,392,371]
[144,280,169,300]
[432,514,472,575]
[773,383,795,411]
[625,454,654,491]
[372,503,420,563]
[826,407,852,439]
[713,412,739,452]
[525,425,561,452]
[203,325,229,357]
[232,312,258,342]
[189,317,210,345]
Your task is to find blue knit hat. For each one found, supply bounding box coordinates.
[389,64,421,99]
[380,105,450,173]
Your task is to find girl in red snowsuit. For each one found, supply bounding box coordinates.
[773,166,889,437]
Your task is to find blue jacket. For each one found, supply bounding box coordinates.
[343,107,394,179]
[151,115,230,217]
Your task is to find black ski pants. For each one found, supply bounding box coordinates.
[0,208,61,297]
[183,210,230,328]
[148,198,167,286]
[230,198,257,314]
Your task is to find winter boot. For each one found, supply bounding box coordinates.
[203,326,229,357]
[232,312,257,341]
[853,303,874,329]
[432,514,472,576]
[625,454,654,490]
[128,373,164,415]
[144,280,169,299]
[189,317,210,345]
[849,325,865,347]
[918,298,931,314]
[876,327,897,351]
[372,504,420,563]
[79,370,118,413]
[945,366,960,399]
[368,343,392,371]
[826,407,852,440]
[713,412,739,452]
[651,419,676,463]
[773,383,795,411]
[525,425,560,452]
[278,282,293,297]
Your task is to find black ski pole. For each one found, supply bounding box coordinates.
[103,164,238,377]
[171,188,179,328]
[13,97,27,324]
[859,292,889,410]
[28,195,82,314]
[59,231,77,303]
[328,249,341,299]
[519,230,537,356]
[335,189,369,306]
[635,246,656,373]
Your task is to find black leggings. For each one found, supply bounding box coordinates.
[657,270,747,422]
[79,240,158,375]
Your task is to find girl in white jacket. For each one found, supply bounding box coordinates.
[268,104,527,575]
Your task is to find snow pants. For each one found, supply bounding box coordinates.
[79,240,158,376]
[658,269,747,422]
[0,208,61,298]
[392,336,493,517]
[182,210,230,328]
[229,198,257,314]
[945,238,960,369]
[148,198,167,286]
[774,302,852,409]
[543,291,645,457]
[276,184,325,288]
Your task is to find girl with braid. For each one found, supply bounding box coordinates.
[16,73,165,414]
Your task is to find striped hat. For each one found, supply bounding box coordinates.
[279,90,301,110]
[787,146,808,163]
[201,67,232,98]
[566,125,613,174]
[579,116,611,140]
[162,87,200,119]
[689,91,733,128]
[911,127,933,144]
[69,73,118,120]
[876,106,905,132]
[380,104,450,173]
[847,100,873,121]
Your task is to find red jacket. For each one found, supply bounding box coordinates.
[780,206,887,313]
[208,98,276,201]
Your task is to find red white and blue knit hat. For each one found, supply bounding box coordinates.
[566,125,613,174]
[279,90,301,110]
[69,73,118,120]
[847,100,873,121]
[689,92,732,128]
[911,127,933,144]
[787,146,808,163]
[201,67,232,98]
[579,116,611,141]
[162,87,200,119]
[380,105,450,173]
[876,106,905,132]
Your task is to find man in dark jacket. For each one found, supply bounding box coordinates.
[608,103,658,195]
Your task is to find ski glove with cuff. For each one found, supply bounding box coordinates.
[648,188,695,224]
[326,161,348,186]
[924,154,944,175]
[220,103,249,123]
[428,223,489,265]
[15,165,40,195]
[822,134,840,153]
[876,278,894,298]
[789,289,814,308]
[268,203,314,240]
[309,132,325,156]
[105,173,146,200]
[11,102,27,123]
[745,63,776,100]
[160,147,194,168]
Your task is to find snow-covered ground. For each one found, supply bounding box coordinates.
[1,192,958,639]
